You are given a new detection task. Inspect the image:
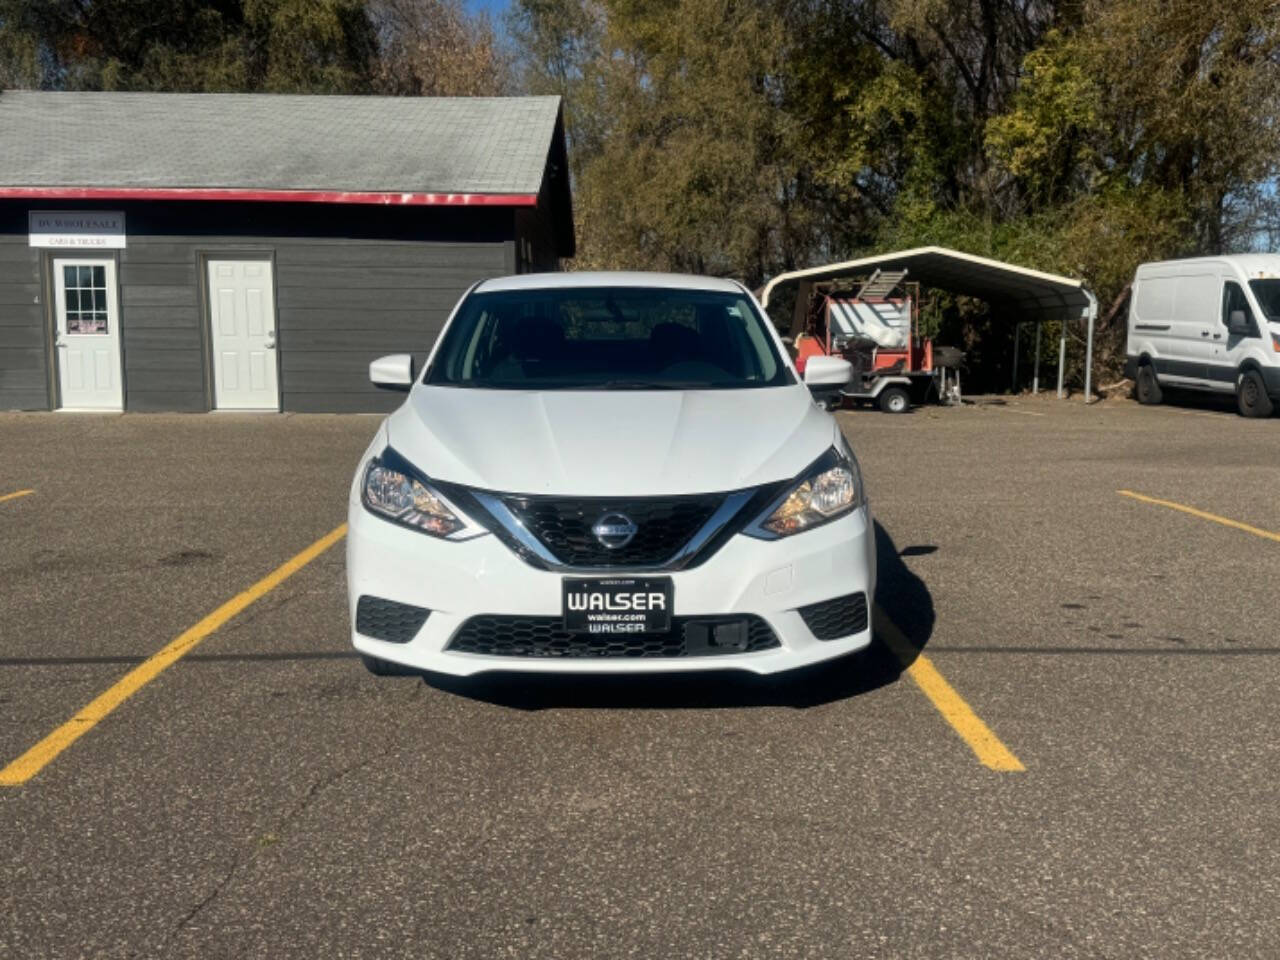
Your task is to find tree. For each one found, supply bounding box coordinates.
[511,0,851,285]
[509,0,1280,388]
[0,0,378,92]
[507,0,609,173]
[371,0,510,96]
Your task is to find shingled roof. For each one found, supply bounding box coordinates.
[0,91,564,202]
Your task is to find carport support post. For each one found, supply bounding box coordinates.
[1083,291,1098,403]
[1033,322,1042,394]
[1056,320,1067,398]
[1011,323,1021,393]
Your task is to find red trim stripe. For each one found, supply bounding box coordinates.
[0,186,539,206]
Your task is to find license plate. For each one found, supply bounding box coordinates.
[562,577,673,635]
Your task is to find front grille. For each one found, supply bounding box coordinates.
[500,493,724,568]
[797,592,869,640]
[446,614,780,658]
[355,595,430,644]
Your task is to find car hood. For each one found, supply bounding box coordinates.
[385,385,837,496]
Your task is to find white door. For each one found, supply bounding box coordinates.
[1211,279,1263,390]
[1166,273,1219,383]
[1130,275,1172,361]
[207,259,279,410]
[53,258,123,411]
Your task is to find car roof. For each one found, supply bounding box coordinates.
[1137,254,1280,278]
[475,271,746,294]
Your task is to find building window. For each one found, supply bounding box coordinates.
[64,264,109,334]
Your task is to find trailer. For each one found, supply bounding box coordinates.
[760,246,1098,404]
[789,269,960,412]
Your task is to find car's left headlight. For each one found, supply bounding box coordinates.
[362,450,463,537]
[748,446,864,538]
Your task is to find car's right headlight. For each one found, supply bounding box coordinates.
[361,449,463,537]
[747,447,864,539]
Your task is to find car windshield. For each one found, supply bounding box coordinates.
[425,286,793,390]
[1248,279,1280,322]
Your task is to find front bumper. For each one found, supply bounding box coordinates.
[346,495,877,676]
[1260,364,1280,399]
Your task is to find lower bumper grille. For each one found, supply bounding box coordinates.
[355,595,431,644]
[446,614,780,659]
[797,592,869,640]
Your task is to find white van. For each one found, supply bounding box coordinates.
[1126,255,1280,416]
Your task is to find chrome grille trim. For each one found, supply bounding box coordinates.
[469,488,756,573]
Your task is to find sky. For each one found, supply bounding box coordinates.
[465,0,513,43]
[466,0,510,16]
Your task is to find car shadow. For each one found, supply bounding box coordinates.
[420,521,935,711]
[1155,389,1239,415]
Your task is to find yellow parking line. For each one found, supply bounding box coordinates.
[1118,490,1280,543]
[874,605,1025,772]
[0,488,34,504]
[0,523,348,787]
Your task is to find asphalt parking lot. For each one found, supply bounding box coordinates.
[2,395,1278,958]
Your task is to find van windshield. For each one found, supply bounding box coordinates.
[1249,280,1280,322]
[425,286,794,390]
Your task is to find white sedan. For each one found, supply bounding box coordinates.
[346,272,875,676]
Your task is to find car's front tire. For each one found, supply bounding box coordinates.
[1136,364,1163,405]
[1236,369,1274,418]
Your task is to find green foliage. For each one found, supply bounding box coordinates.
[985,32,1100,207]
[0,0,506,94]
[242,0,377,93]
[509,0,1280,387]
[547,0,818,278]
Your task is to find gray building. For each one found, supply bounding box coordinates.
[0,91,573,413]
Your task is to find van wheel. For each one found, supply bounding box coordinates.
[878,386,910,414]
[1136,365,1163,405]
[1236,369,1274,418]
[361,654,417,677]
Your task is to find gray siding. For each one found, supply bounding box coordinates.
[0,233,46,410]
[117,234,506,412]
[0,201,516,413]
[273,239,506,413]
[117,254,204,412]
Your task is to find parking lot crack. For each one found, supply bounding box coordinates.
[279,747,391,834]
[155,748,391,953]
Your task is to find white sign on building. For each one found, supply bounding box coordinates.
[29,211,126,249]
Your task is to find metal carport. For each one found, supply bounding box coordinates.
[759,245,1099,399]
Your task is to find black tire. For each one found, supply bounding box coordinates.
[878,386,910,414]
[1136,364,1163,405]
[1236,369,1274,418]
[361,653,418,677]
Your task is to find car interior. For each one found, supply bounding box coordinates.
[467,297,773,385]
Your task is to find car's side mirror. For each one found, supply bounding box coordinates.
[369,354,415,391]
[1228,309,1253,337]
[803,355,853,402]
